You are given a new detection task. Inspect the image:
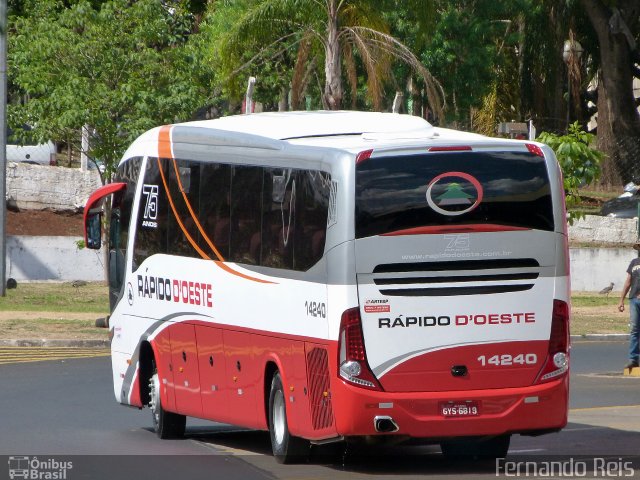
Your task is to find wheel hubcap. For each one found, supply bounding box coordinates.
[149,373,160,425]
[273,390,286,446]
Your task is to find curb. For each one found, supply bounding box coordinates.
[571,334,630,341]
[0,339,110,348]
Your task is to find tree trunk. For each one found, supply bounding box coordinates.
[581,0,640,184]
[323,0,343,110]
[278,87,288,112]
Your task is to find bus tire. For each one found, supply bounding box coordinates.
[148,363,185,439]
[268,372,309,464]
[440,434,510,460]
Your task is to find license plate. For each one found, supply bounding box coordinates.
[439,401,480,417]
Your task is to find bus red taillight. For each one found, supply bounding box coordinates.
[356,149,373,164]
[428,146,472,152]
[338,308,382,390]
[526,143,545,158]
[536,300,570,383]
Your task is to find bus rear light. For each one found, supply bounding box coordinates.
[536,300,570,383]
[356,149,374,164]
[526,143,545,158]
[338,308,382,390]
[428,146,472,152]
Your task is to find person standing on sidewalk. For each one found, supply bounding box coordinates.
[618,240,640,370]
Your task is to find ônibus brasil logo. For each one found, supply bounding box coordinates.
[426,172,483,216]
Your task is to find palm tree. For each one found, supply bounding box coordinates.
[212,0,444,115]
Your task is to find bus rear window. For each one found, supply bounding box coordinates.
[355,151,554,238]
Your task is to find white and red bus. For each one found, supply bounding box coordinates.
[84,111,570,462]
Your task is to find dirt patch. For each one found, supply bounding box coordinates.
[7,209,83,236]
[0,311,108,340]
[0,311,98,321]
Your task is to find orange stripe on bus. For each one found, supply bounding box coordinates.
[156,157,211,260]
[214,261,274,284]
[156,127,275,285]
[158,125,173,159]
[170,158,226,262]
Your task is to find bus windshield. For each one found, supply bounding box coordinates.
[355,150,554,238]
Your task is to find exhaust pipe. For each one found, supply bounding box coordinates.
[374,415,399,433]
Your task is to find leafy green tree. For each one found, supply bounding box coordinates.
[538,122,604,223]
[205,0,444,114]
[8,0,209,180]
[420,1,528,129]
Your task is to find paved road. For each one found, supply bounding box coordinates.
[0,341,638,479]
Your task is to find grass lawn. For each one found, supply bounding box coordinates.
[570,292,629,336]
[0,282,109,313]
[0,282,109,340]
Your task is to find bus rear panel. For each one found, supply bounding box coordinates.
[331,145,569,440]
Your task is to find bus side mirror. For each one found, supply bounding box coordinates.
[86,212,102,249]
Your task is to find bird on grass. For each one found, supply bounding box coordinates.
[599,282,614,297]
[71,280,88,291]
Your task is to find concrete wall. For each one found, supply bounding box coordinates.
[6,236,104,282]
[567,216,636,292]
[7,162,101,211]
[570,247,632,293]
[568,215,637,245]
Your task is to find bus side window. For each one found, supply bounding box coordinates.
[229,166,264,265]
[166,160,201,258]
[200,164,231,260]
[262,168,295,269]
[295,171,330,271]
[133,158,169,267]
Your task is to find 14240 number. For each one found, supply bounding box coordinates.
[477,353,537,366]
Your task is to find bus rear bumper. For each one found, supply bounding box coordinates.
[331,376,568,439]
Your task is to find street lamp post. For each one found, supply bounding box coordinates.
[562,39,583,132]
[0,0,7,296]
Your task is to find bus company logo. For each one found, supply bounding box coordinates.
[8,456,73,479]
[364,299,390,313]
[426,172,483,216]
[141,184,159,228]
[444,233,470,251]
[126,282,134,306]
[378,312,536,328]
[137,274,213,308]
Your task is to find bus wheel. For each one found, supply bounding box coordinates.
[148,364,186,439]
[440,434,510,460]
[268,372,309,464]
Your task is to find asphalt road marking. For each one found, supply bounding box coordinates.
[570,405,640,412]
[196,439,261,456]
[0,347,110,365]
